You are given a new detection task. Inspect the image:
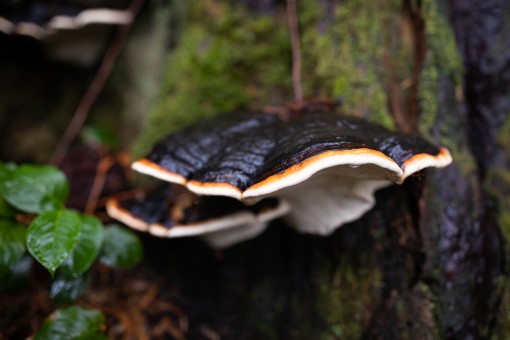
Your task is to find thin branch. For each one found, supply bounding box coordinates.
[287,0,303,103]
[50,0,145,166]
[84,155,114,215]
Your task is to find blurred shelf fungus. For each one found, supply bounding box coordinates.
[0,1,132,65]
[108,112,452,246]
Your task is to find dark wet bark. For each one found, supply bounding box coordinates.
[420,0,510,337]
[448,0,510,179]
[141,179,427,339]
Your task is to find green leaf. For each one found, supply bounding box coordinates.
[27,210,82,276]
[60,215,104,278]
[0,220,26,269]
[50,271,92,304]
[99,225,142,269]
[0,164,69,213]
[35,306,107,340]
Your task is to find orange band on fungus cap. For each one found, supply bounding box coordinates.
[131,159,187,185]
[401,146,453,182]
[133,113,451,196]
[121,112,452,244]
[106,199,149,232]
[242,148,403,200]
[106,184,288,248]
[186,180,243,201]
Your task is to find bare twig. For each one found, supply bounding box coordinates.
[287,0,303,103]
[84,155,114,215]
[50,0,145,166]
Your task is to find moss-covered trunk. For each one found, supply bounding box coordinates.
[137,0,510,339]
[1,0,509,338]
[132,0,510,338]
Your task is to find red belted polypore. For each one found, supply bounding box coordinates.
[107,112,452,247]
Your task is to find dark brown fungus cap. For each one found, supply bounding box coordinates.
[106,184,289,248]
[129,112,451,236]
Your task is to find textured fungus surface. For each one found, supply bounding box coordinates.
[134,112,451,199]
[106,184,289,248]
[124,112,451,237]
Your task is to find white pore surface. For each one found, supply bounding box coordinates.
[199,200,290,249]
[254,165,392,235]
[200,221,269,249]
[150,211,256,238]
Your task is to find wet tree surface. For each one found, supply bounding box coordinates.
[422,0,510,337]
[1,0,510,338]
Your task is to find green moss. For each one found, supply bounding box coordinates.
[135,0,458,157]
[246,277,286,339]
[418,0,475,179]
[419,0,463,139]
[317,259,381,338]
[404,283,441,338]
[496,112,510,157]
[494,277,510,338]
[299,0,398,129]
[133,2,291,157]
[134,0,408,158]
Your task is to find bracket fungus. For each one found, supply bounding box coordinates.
[107,112,452,247]
[107,185,290,249]
[0,3,132,65]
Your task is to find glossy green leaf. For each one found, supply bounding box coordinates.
[35,306,107,340]
[0,164,69,213]
[0,220,26,269]
[60,215,104,278]
[27,210,82,276]
[50,271,92,304]
[99,225,142,269]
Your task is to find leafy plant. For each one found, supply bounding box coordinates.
[35,306,108,340]
[0,162,143,336]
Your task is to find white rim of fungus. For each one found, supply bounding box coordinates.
[106,197,289,239]
[132,147,452,201]
[0,8,133,38]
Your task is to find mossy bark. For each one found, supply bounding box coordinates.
[136,0,509,338]
[1,0,508,338]
[127,0,510,338]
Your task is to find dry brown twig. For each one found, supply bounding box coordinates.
[287,0,303,103]
[84,155,114,215]
[50,0,145,166]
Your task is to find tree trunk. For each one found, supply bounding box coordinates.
[131,0,510,338]
[1,0,509,338]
